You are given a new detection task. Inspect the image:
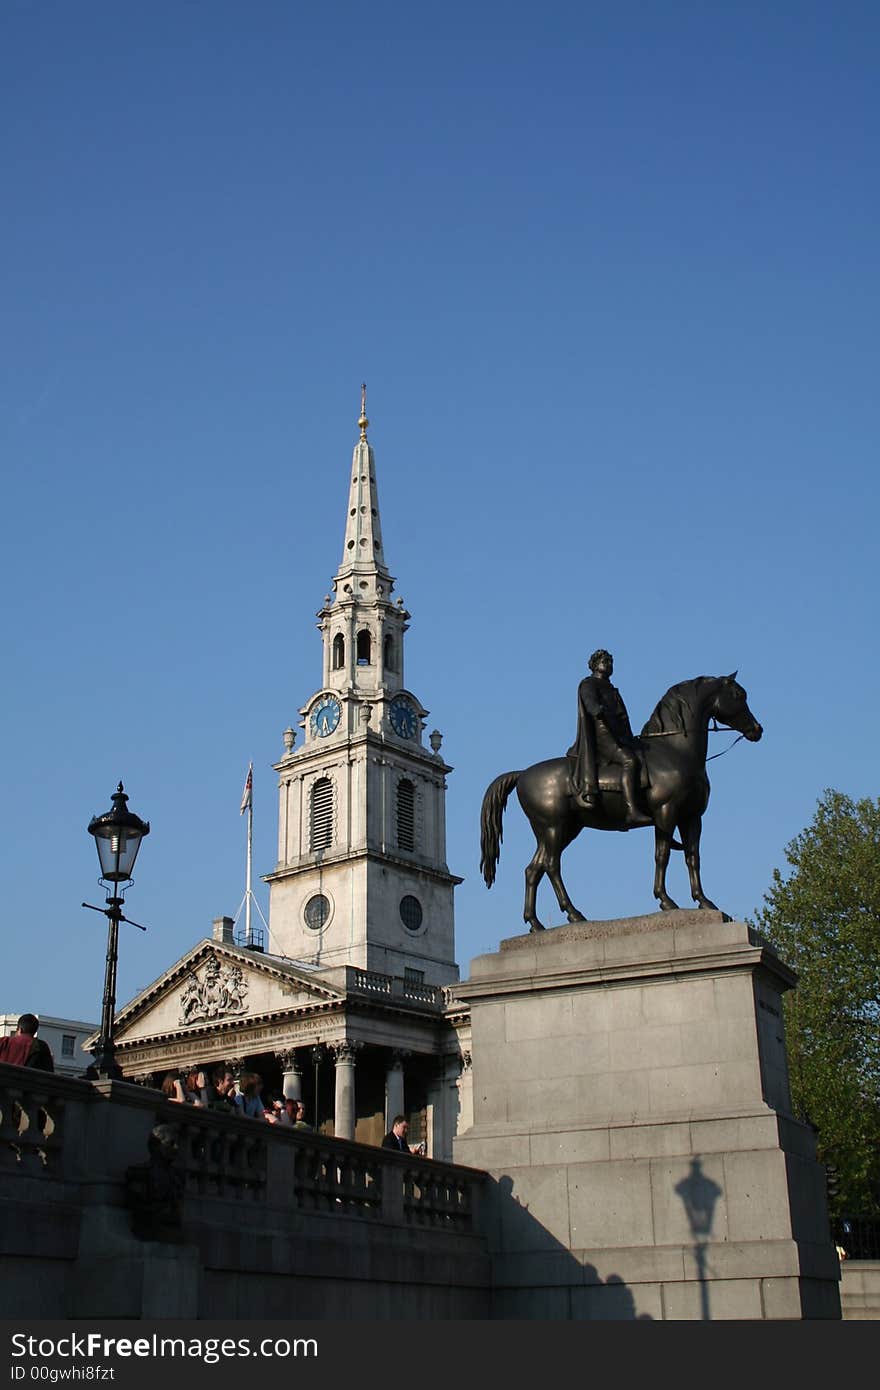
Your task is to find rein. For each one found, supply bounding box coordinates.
[641,720,746,762]
[707,726,746,761]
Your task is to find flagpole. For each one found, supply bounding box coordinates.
[243,789,250,950]
[238,761,256,948]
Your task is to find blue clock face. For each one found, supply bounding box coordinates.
[311,695,341,738]
[389,696,418,739]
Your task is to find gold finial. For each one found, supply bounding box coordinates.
[358,382,369,439]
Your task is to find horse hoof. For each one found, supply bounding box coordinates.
[658,899,679,912]
[567,910,586,923]
[696,899,718,911]
[528,922,546,933]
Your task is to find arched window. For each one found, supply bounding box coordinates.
[356,629,371,665]
[332,633,345,670]
[396,779,415,852]
[384,634,396,672]
[310,777,334,852]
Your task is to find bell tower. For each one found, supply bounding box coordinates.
[266,391,460,985]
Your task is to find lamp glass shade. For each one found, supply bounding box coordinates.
[88,783,150,883]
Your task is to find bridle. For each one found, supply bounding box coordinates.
[640,716,747,761]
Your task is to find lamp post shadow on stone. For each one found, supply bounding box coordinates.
[675,1157,723,1321]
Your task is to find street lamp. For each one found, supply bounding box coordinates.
[82,782,150,1080]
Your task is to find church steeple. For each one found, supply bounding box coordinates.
[334,385,392,601]
[267,393,460,985]
[318,389,409,703]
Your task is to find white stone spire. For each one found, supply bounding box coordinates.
[333,385,392,600]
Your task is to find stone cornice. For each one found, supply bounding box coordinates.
[274,726,453,778]
[454,944,795,1003]
[458,913,797,1003]
[264,848,462,888]
[110,939,346,1039]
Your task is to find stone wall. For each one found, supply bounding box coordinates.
[0,1064,490,1319]
[840,1261,880,1320]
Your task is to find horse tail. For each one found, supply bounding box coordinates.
[480,771,522,888]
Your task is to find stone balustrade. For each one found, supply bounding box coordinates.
[0,1061,483,1230]
[1,1060,491,1318]
[345,966,442,1008]
[0,1068,63,1176]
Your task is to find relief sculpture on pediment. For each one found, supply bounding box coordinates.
[178,953,249,1025]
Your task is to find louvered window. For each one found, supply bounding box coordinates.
[310,777,334,851]
[332,634,345,669]
[397,779,415,852]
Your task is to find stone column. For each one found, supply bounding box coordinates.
[384,1049,409,1129]
[456,1050,474,1135]
[278,1049,302,1100]
[331,1041,361,1140]
[429,1052,468,1162]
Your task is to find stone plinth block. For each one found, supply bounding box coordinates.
[454,910,841,1320]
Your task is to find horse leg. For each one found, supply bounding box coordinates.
[523,846,547,933]
[678,815,718,911]
[652,807,680,911]
[544,827,586,924]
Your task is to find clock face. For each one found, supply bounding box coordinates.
[311,695,341,738]
[389,695,418,739]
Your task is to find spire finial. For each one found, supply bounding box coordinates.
[358,382,369,440]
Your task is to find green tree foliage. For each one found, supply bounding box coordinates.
[751,790,880,1216]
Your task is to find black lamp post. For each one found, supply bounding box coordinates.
[82,782,150,1080]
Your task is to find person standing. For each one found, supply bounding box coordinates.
[0,1014,54,1071]
[381,1115,424,1154]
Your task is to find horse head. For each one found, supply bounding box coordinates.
[714,674,763,742]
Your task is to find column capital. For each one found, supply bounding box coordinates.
[388,1047,411,1071]
[277,1049,301,1072]
[331,1040,363,1066]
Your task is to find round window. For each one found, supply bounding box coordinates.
[304,893,331,931]
[399,895,423,932]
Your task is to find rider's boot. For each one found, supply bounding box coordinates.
[621,768,653,828]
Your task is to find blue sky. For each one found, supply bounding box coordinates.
[2,3,878,1022]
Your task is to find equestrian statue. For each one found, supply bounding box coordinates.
[480,650,763,932]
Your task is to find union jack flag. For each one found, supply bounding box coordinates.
[239,764,253,815]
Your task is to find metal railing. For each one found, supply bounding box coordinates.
[839,1216,880,1260]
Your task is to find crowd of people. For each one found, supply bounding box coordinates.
[2,1018,428,1152]
[158,1072,427,1151]
[159,1066,313,1128]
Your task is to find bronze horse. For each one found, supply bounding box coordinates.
[480,674,762,932]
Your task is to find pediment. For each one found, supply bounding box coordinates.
[111,940,345,1046]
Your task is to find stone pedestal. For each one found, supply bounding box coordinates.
[453,910,841,1320]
